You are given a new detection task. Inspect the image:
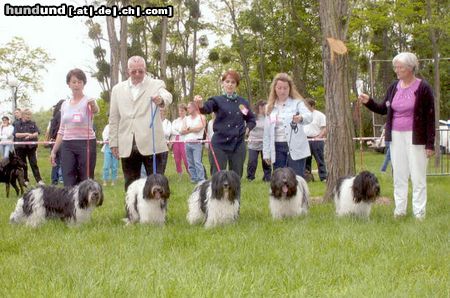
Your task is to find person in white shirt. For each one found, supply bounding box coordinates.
[247,101,271,182]
[171,103,190,178]
[109,56,172,190]
[161,107,172,142]
[181,102,206,183]
[303,98,327,181]
[0,115,14,158]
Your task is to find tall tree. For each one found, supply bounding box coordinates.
[222,0,252,101]
[106,0,128,88]
[0,37,53,108]
[318,0,355,201]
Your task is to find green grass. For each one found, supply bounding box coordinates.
[0,148,449,296]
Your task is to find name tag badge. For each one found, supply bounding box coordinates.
[72,113,82,123]
[239,104,248,116]
[270,114,277,124]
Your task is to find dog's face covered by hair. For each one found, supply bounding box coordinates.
[269,167,309,219]
[352,171,380,203]
[211,170,240,201]
[78,179,104,209]
[334,171,380,218]
[125,174,170,225]
[187,170,241,228]
[142,174,170,201]
[270,168,298,199]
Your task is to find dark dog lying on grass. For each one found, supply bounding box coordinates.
[0,151,27,197]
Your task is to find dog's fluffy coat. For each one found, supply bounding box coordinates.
[269,167,309,219]
[334,171,380,218]
[9,179,103,227]
[187,170,241,228]
[124,174,170,225]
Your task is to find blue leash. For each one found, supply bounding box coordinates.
[149,101,158,174]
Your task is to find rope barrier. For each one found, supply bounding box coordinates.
[2,136,385,146]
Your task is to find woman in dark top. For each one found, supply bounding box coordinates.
[194,70,256,178]
[359,52,435,220]
[13,108,44,186]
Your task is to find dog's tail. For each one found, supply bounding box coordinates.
[296,176,310,210]
[9,198,25,224]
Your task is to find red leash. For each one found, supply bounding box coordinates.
[86,101,92,179]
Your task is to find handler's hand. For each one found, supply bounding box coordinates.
[151,95,163,106]
[292,114,303,124]
[358,93,370,104]
[111,147,119,159]
[50,151,57,166]
[426,149,434,158]
[264,159,271,165]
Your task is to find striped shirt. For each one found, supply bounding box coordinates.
[58,96,96,140]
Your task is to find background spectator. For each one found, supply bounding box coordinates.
[171,103,190,179]
[0,115,14,158]
[102,124,118,186]
[247,100,271,182]
[13,108,44,186]
[303,98,327,182]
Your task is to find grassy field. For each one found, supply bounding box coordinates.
[0,147,448,297]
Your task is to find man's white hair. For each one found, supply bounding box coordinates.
[127,56,146,69]
[392,52,419,74]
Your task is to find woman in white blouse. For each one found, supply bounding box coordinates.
[263,73,312,177]
[0,115,14,158]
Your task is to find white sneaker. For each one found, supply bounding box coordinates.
[38,180,45,186]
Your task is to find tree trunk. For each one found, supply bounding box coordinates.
[426,0,441,168]
[106,15,120,88]
[119,14,128,81]
[189,16,198,100]
[319,0,355,201]
[160,16,168,81]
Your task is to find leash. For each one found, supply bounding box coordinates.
[195,100,221,172]
[149,100,158,174]
[86,99,92,179]
[358,100,364,170]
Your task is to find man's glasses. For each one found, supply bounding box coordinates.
[130,70,145,75]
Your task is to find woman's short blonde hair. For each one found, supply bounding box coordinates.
[21,108,32,116]
[392,52,419,74]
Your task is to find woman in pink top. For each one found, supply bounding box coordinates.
[50,69,99,186]
[359,52,435,220]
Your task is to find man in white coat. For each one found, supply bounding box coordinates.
[109,56,172,190]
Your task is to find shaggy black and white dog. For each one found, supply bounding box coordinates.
[187,170,241,228]
[334,171,380,218]
[9,179,103,227]
[269,167,309,219]
[124,174,170,225]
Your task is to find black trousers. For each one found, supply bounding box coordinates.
[209,141,246,178]
[121,141,168,191]
[246,148,272,181]
[15,147,42,183]
[60,139,97,187]
[305,140,327,181]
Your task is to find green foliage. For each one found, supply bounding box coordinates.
[32,108,52,138]
[0,150,448,296]
[0,37,54,107]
